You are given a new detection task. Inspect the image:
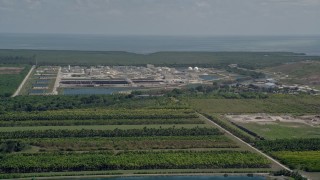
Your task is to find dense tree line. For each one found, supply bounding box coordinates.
[0,95,127,112]
[0,140,29,153]
[255,139,320,152]
[225,66,265,79]
[0,127,223,139]
[26,136,237,151]
[0,118,204,127]
[0,151,270,173]
[0,56,34,65]
[0,109,197,121]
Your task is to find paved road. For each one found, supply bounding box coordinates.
[198,113,292,171]
[12,65,35,97]
[52,67,61,95]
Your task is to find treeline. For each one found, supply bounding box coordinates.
[1,50,318,68]
[0,109,197,121]
[0,94,184,112]
[225,67,265,79]
[0,127,223,139]
[0,151,270,173]
[255,138,320,152]
[0,118,204,127]
[0,95,128,112]
[0,56,34,65]
[166,85,269,99]
[26,136,237,151]
[0,140,29,153]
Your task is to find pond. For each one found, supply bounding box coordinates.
[199,75,220,81]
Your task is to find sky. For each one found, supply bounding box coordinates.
[0,0,320,36]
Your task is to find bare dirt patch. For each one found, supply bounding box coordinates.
[0,67,24,74]
[226,114,320,127]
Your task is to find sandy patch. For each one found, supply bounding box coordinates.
[225,114,320,127]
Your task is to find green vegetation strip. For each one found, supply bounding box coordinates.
[0,151,271,173]
[255,139,320,152]
[0,118,204,127]
[272,151,320,172]
[0,124,208,132]
[24,136,238,151]
[0,109,198,121]
[0,50,318,68]
[0,65,31,97]
[0,127,223,139]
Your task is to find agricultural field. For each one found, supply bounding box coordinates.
[223,114,320,178]
[225,114,320,140]
[0,107,276,179]
[0,65,31,97]
[271,151,320,172]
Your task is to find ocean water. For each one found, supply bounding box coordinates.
[0,33,320,55]
[81,176,266,180]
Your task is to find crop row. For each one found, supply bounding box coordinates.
[0,118,204,127]
[0,127,223,139]
[272,151,320,172]
[0,151,271,173]
[1,109,198,121]
[255,138,320,152]
[24,136,237,151]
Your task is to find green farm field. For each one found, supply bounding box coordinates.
[272,151,320,172]
[0,65,31,97]
[0,107,277,178]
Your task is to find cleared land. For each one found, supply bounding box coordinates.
[0,67,24,74]
[228,117,320,140]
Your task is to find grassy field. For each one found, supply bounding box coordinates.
[0,50,319,68]
[0,64,31,97]
[189,95,320,114]
[272,151,320,172]
[235,122,320,140]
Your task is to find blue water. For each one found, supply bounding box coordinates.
[36,79,50,83]
[199,75,220,81]
[63,88,134,95]
[29,89,46,94]
[33,84,49,87]
[82,176,266,180]
[0,33,320,55]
